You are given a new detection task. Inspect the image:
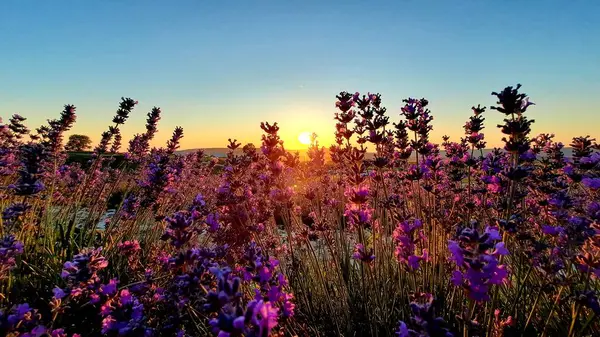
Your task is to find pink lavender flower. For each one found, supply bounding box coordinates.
[118,240,142,261]
[252,300,279,336]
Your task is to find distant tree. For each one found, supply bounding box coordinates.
[65,134,92,152]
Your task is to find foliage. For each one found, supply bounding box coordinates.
[65,134,93,152]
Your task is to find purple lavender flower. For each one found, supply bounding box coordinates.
[161,207,202,248]
[541,225,565,236]
[210,298,280,337]
[7,303,34,325]
[449,227,509,302]
[582,177,600,189]
[119,194,140,219]
[252,300,279,337]
[206,212,220,232]
[138,149,184,207]
[144,107,161,137]
[576,291,600,315]
[59,247,109,302]
[204,267,242,312]
[588,202,600,221]
[352,243,375,263]
[0,235,24,279]
[126,135,149,161]
[52,287,67,300]
[393,219,428,270]
[2,202,30,229]
[344,203,373,229]
[61,247,108,282]
[11,143,46,196]
[100,289,151,336]
[0,146,18,176]
[396,293,454,337]
[100,279,119,297]
[492,84,535,155]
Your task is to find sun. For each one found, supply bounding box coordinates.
[298,131,312,146]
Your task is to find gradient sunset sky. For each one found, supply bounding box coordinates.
[1,1,598,150]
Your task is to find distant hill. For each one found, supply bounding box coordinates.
[177,148,240,157]
[178,147,578,160]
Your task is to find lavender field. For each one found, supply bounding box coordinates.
[1,84,599,337]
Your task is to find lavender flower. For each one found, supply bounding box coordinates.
[2,202,30,230]
[100,289,151,336]
[449,227,509,301]
[127,107,162,161]
[393,219,428,270]
[59,247,108,302]
[161,211,197,248]
[576,290,600,315]
[11,143,46,196]
[112,97,137,125]
[8,114,29,140]
[138,149,182,207]
[110,128,122,153]
[352,243,375,263]
[396,293,454,337]
[582,177,600,189]
[0,235,24,279]
[44,104,77,154]
[119,194,140,219]
[95,130,114,155]
[492,84,535,155]
[166,127,184,154]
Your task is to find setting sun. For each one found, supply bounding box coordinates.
[298,131,312,145]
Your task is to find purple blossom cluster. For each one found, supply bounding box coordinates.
[448,226,509,302]
[393,219,428,270]
[396,293,454,337]
[0,235,23,280]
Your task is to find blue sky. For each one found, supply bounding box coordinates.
[1,0,598,149]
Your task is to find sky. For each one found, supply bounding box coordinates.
[1,0,599,150]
